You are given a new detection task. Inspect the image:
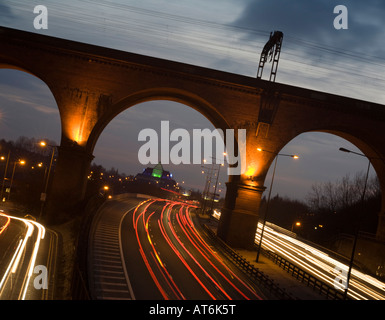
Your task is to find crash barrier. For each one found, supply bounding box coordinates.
[203,225,296,300]
[265,250,345,300]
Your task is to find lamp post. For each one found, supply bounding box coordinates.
[338,147,374,299]
[201,164,215,216]
[39,141,56,220]
[0,150,10,201]
[209,154,226,215]
[8,159,26,200]
[291,221,301,232]
[256,148,299,262]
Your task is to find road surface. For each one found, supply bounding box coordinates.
[88,196,268,300]
[0,212,58,300]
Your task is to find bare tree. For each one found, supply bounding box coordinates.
[306,171,381,213]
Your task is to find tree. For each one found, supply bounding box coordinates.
[306,172,380,214]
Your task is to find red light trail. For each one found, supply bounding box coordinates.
[128,199,263,300]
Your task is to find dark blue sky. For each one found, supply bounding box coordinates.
[0,0,383,200]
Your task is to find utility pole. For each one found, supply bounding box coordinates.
[201,165,213,216]
[0,150,10,200]
[256,31,284,139]
[257,31,283,82]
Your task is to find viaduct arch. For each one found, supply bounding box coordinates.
[86,87,231,155]
[1,27,385,248]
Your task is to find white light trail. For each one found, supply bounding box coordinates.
[210,212,385,300]
[0,213,46,300]
[255,222,385,300]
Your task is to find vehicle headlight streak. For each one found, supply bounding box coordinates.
[266,227,385,298]
[211,211,384,300]
[255,222,385,300]
[0,213,46,300]
[0,239,23,292]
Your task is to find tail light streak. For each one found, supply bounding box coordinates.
[178,206,262,300]
[130,199,263,300]
[0,214,10,235]
[162,203,226,299]
[132,200,170,299]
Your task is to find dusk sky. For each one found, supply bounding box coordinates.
[0,0,384,201]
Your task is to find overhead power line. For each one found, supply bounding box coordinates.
[4,0,385,102]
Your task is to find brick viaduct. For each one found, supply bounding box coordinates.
[1,27,385,248]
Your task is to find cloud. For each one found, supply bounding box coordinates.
[0,0,15,23]
[33,104,59,114]
[232,0,385,57]
[0,92,58,114]
[1,1,381,199]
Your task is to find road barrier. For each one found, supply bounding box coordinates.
[265,250,345,300]
[202,225,296,300]
[207,217,347,300]
[71,195,106,300]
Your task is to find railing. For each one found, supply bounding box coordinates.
[265,250,345,300]
[203,225,296,300]
[71,194,106,300]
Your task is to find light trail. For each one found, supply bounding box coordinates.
[0,212,46,300]
[144,209,185,299]
[211,210,385,300]
[0,214,10,235]
[158,202,214,299]
[255,222,385,300]
[176,205,262,300]
[129,199,262,300]
[132,199,170,299]
[165,202,232,299]
[133,199,217,299]
[0,239,23,291]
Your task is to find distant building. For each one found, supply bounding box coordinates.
[134,163,177,191]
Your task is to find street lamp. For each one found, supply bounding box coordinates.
[291,221,301,231]
[39,141,57,220]
[8,159,26,200]
[201,164,215,215]
[0,150,10,201]
[209,154,226,215]
[338,147,377,299]
[256,148,299,262]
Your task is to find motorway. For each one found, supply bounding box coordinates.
[0,212,58,300]
[2,196,383,300]
[255,222,385,300]
[88,196,268,300]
